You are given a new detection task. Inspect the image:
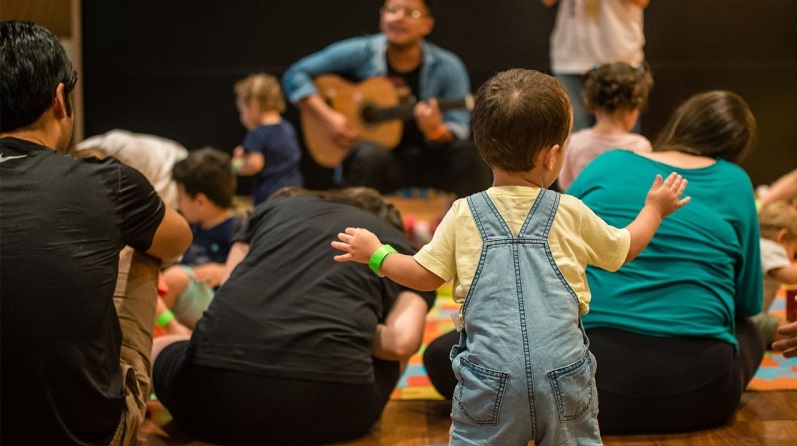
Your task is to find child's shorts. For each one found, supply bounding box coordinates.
[172,265,215,329]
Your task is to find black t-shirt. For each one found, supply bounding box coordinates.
[0,137,165,444]
[189,195,435,384]
[387,61,425,148]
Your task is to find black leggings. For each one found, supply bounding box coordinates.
[153,341,400,445]
[423,318,765,435]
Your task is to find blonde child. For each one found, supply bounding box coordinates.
[331,69,689,445]
[753,200,797,345]
[232,73,303,206]
[156,147,241,334]
[558,62,653,191]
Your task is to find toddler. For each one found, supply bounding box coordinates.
[157,147,241,333]
[332,68,689,445]
[753,200,797,345]
[232,73,303,205]
[558,62,653,191]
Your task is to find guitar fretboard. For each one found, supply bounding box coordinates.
[362,96,473,124]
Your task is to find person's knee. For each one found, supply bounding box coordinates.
[162,265,191,307]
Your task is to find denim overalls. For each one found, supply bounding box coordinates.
[448,189,602,445]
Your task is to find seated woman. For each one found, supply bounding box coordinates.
[151,187,435,445]
[423,90,765,435]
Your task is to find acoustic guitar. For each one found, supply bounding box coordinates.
[300,74,474,168]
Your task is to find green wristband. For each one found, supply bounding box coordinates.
[369,244,397,277]
[156,309,175,328]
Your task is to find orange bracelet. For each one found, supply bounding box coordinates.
[426,125,447,141]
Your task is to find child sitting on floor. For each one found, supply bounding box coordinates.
[331,68,689,446]
[753,200,797,346]
[156,147,241,334]
[231,73,303,206]
[557,62,653,191]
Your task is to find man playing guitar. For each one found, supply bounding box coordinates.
[282,0,491,197]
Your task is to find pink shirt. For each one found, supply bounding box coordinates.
[559,129,652,191]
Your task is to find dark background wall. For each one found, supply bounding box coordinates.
[82,1,796,191]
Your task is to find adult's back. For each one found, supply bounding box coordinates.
[0,141,165,442]
[567,90,765,435]
[152,189,435,445]
[571,150,761,346]
[0,20,191,444]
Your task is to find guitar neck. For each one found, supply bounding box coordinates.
[362,95,474,124]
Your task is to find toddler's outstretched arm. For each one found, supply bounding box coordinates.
[625,172,690,262]
[231,146,265,176]
[332,227,445,291]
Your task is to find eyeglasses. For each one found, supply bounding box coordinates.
[380,5,428,19]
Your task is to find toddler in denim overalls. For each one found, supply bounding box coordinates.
[332,69,690,445]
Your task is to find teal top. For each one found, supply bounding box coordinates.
[567,150,762,349]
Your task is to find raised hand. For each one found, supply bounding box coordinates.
[331,227,383,264]
[645,172,690,218]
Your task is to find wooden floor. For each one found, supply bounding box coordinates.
[142,390,797,445]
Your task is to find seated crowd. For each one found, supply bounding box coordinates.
[2,10,797,446]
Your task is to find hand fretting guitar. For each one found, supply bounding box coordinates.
[300,75,473,168]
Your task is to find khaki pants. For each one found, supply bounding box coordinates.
[109,247,160,446]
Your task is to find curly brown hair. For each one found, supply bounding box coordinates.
[581,62,653,113]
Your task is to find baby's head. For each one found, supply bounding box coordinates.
[472,68,571,173]
[581,62,652,115]
[759,200,797,258]
[172,147,237,222]
[234,73,285,128]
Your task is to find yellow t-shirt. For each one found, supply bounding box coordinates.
[414,186,630,314]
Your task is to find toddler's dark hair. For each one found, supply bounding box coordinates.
[472,68,571,172]
[581,62,653,113]
[172,147,237,209]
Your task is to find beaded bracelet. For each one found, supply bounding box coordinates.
[369,244,397,277]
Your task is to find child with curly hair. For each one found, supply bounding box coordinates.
[558,62,653,191]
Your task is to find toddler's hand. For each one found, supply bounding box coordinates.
[331,227,383,264]
[645,172,690,218]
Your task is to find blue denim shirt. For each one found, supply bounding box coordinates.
[282,34,472,140]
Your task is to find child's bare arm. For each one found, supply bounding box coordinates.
[332,227,445,291]
[770,264,797,285]
[232,146,265,176]
[625,172,690,262]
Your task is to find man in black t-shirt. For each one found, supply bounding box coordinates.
[0,21,192,445]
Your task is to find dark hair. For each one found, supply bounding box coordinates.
[0,21,77,132]
[581,62,653,113]
[269,186,405,232]
[653,91,756,164]
[421,0,434,15]
[472,68,571,171]
[172,147,237,208]
[383,0,434,16]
